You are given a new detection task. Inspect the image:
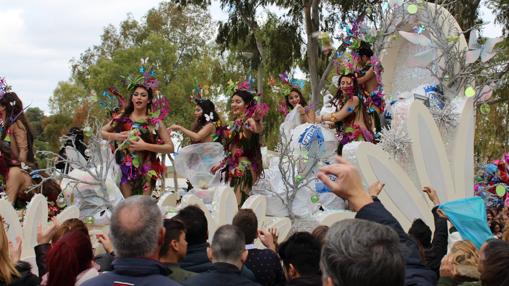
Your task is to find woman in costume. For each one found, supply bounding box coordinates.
[170,98,221,143]
[285,88,315,124]
[101,84,174,197]
[355,41,385,132]
[0,91,38,203]
[316,74,373,155]
[212,89,265,204]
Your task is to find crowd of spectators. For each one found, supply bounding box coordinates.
[2,157,509,286]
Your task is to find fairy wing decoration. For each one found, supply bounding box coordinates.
[465,30,502,65]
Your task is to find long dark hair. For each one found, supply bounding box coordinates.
[192,99,220,133]
[0,92,35,163]
[121,84,153,118]
[285,88,308,110]
[333,74,372,129]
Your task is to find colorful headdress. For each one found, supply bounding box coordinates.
[0,77,11,99]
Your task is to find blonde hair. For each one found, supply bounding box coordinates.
[0,217,20,284]
[449,240,480,279]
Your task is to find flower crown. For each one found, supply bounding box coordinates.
[123,57,160,92]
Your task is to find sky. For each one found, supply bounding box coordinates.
[0,0,503,114]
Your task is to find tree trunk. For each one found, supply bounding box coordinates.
[304,0,321,109]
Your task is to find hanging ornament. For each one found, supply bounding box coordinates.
[296,175,304,184]
[464,87,476,97]
[407,4,418,14]
[496,184,507,197]
[480,104,491,115]
[84,216,95,225]
[311,194,320,204]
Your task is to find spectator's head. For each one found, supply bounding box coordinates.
[208,225,247,269]
[311,225,329,246]
[232,209,258,244]
[174,205,208,245]
[479,239,509,286]
[448,240,480,280]
[408,218,432,248]
[278,232,321,280]
[321,219,404,286]
[110,196,164,258]
[53,218,89,243]
[0,216,20,284]
[160,219,188,262]
[46,230,94,286]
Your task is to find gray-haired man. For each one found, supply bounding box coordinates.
[82,196,180,286]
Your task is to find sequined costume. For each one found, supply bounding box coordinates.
[112,116,165,195]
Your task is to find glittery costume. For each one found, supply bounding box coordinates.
[112,116,165,195]
[334,94,374,155]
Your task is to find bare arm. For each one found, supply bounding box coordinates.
[244,118,264,137]
[101,120,127,141]
[357,66,375,85]
[318,96,359,123]
[171,123,214,142]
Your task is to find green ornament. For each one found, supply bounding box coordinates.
[479,104,491,115]
[311,195,320,204]
[464,87,476,98]
[296,175,304,184]
[407,4,418,14]
[496,184,506,197]
[84,216,95,225]
[447,35,459,43]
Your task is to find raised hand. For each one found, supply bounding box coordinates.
[37,217,59,244]
[422,186,440,206]
[257,229,276,251]
[317,156,373,212]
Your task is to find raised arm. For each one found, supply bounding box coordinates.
[101,120,127,142]
[171,123,214,143]
[357,66,375,85]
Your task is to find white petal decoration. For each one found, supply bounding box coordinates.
[316,210,355,227]
[212,185,238,226]
[353,142,433,229]
[407,101,455,202]
[180,194,217,241]
[241,195,267,224]
[0,199,23,245]
[452,98,475,199]
[56,205,80,223]
[22,194,48,258]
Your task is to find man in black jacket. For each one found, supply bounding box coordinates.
[317,156,437,286]
[182,225,260,286]
[278,232,322,286]
[408,187,448,275]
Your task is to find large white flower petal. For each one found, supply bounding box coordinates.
[452,98,475,199]
[407,101,455,202]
